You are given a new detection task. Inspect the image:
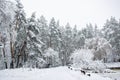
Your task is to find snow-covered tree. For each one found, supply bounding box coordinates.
[58,23,74,65]
[84,37,113,62]
[48,17,60,51]
[25,13,44,68]
[81,24,94,39]
[55,26,65,66]
[103,17,120,62]
[13,0,27,68]
[94,24,103,37]
[37,15,49,51]
[73,30,85,49]
[72,25,78,49]
[0,0,16,69]
[0,0,15,27]
[72,25,77,38]
[44,48,61,67]
[81,24,102,40]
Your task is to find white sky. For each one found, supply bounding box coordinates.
[21,0,120,29]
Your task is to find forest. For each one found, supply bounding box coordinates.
[0,0,120,70]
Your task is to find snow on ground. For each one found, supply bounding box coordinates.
[105,62,120,68]
[0,67,112,80]
[99,69,120,80]
[99,72,120,80]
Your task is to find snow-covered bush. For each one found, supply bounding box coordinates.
[70,49,94,69]
[89,61,107,73]
[44,48,61,67]
[70,49,107,72]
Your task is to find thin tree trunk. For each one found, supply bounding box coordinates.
[10,40,14,68]
[49,36,52,48]
[3,44,7,69]
[9,25,15,68]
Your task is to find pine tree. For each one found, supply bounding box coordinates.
[37,15,49,51]
[61,23,74,65]
[75,31,85,49]
[83,23,94,38]
[72,25,79,49]
[103,17,120,62]
[48,17,59,50]
[26,13,44,68]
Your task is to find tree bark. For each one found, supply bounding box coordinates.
[3,44,7,69]
[16,41,26,68]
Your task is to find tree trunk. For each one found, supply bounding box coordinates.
[3,44,7,69]
[10,41,14,68]
[49,36,52,48]
[16,41,26,68]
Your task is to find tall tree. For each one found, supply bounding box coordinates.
[37,15,49,51]
[48,17,59,50]
[75,31,85,49]
[62,23,73,65]
[0,0,16,69]
[26,13,44,68]
[84,37,113,62]
[14,0,27,68]
[103,17,120,62]
[83,23,94,38]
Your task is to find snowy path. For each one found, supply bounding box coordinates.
[0,67,112,80]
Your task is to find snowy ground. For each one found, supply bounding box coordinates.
[0,66,112,80]
[99,69,120,80]
[105,62,120,68]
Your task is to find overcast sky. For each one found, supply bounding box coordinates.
[21,0,120,29]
